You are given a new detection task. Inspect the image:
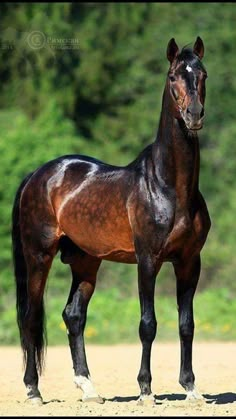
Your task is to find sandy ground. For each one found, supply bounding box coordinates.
[0,343,235,416]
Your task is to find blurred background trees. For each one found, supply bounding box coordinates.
[1,3,236,343]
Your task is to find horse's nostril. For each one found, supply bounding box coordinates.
[200,108,204,118]
[186,108,191,115]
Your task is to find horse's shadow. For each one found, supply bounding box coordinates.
[108,396,139,403]
[204,393,236,405]
[43,398,65,405]
[108,392,236,405]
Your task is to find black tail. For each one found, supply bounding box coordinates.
[12,172,46,374]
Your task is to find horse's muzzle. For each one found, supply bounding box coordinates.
[184,101,205,131]
[185,118,204,131]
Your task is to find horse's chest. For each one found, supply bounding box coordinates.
[164,210,205,260]
[166,214,192,248]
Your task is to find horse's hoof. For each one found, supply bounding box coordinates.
[186,388,205,403]
[25,396,43,406]
[137,394,156,406]
[82,395,105,404]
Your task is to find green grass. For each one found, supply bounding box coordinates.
[1,287,235,345]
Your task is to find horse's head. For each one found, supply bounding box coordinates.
[166,36,207,131]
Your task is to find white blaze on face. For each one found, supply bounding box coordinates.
[186,65,193,73]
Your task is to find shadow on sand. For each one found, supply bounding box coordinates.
[107,392,236,405]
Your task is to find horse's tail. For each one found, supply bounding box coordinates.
[12,172,46,374]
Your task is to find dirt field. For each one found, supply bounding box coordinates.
[0,343,235,416]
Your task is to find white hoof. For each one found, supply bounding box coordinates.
[82,395,105,404]
[74,375,103,403]
[25,385,43,405]
[25,396,43,406]
[186,387,205,402]
[137,393,156,406]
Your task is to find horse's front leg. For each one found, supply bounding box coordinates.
[136,254,160,405]
[173,254,204,401]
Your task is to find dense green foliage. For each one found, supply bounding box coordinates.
[0,3,236,343]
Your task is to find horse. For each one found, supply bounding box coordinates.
[12,36,210,406]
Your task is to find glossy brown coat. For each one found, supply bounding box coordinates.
[12,36,210,405]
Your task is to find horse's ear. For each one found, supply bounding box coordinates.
[167,38,179,63]
[193,36,204,60]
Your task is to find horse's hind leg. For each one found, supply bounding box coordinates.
[22,249,56,405]
[62,252,104,403]
[173,254,204,401]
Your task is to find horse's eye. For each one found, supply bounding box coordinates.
[169,75,176,82]
[171,87,179,100]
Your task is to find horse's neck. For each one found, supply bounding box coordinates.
[152,96,200,207]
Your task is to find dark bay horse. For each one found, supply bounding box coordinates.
[12,37,210,405]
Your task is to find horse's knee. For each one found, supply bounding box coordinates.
[139,315,157,343]
[179,321,194,341]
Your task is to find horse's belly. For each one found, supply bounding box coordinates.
[58,192,136,262]
[64,224,136,263]
[93,248,136,263]
[73,223,136,263]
